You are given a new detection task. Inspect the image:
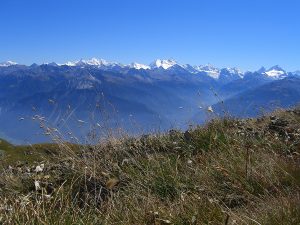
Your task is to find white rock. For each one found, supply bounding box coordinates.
[35,164,44,173]
[34,180,41,190]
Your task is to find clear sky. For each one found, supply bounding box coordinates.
[1,0,299,71]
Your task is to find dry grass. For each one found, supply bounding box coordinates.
[0,109,299,224]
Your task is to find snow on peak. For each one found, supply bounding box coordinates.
[194,64,220,79]
[264,69,285,78]
[76,58,109,66]
[63,61,77,67]
[181,64,198,73]
[264,65,286,78]
[42,62,59,66]
[60,58,118,67]
[130,62,150,70]
[85,58,109,66]
[0,61,18,67]
[225,67,244,77]
[150,59,178,69]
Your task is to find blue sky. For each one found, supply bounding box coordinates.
[1,0,299,71]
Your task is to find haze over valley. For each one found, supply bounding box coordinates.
[1,58,299,143]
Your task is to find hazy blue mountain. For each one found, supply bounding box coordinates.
[293,70,300,76]
[212,76,300,118]
[0,59,299,143]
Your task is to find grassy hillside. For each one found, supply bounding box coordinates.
[0,108,299,224]
[0,140,78,166]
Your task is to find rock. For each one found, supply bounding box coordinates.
[184,131,192,142]
[269,117,289,132]
[121,158,130,165]
[34,180,41,191]
[35,164,45,173]
[187,159,193,164]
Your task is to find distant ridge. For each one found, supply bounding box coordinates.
[1,58,299,80]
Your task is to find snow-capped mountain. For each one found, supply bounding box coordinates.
[263,65,287,79]
[62,61,77,67]
[224,67,244,77]
[194,64,221,79]
[180,64,199,73]
[0,61,18,67]
[129,62,150,70]
[45,62,59,67]
[150,59,178,69]
[216,67,244,84]
[0,58,297,83]
[60,58,123,68]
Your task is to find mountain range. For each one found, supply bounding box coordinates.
[0,58,299,144]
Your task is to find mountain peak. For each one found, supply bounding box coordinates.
[264,65,286,78]
[0,61,18,67]
[150,59,178,69]
[293,70,300,76]
[218,67,244,80]
[42,62,59,67]
[257,66,266,73]
[224,67,243,74]
[268,65,285,72]
[77,58,109,66]
[193,64,220,79]
[130,62,150,70]
[60,58,119,67]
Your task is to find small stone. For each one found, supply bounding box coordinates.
[121,158,130,165]
[44,194,52,199]
[191,216,197,224]
[35,164,44,173]
[34,180,41,191]
[184,131,192,141]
